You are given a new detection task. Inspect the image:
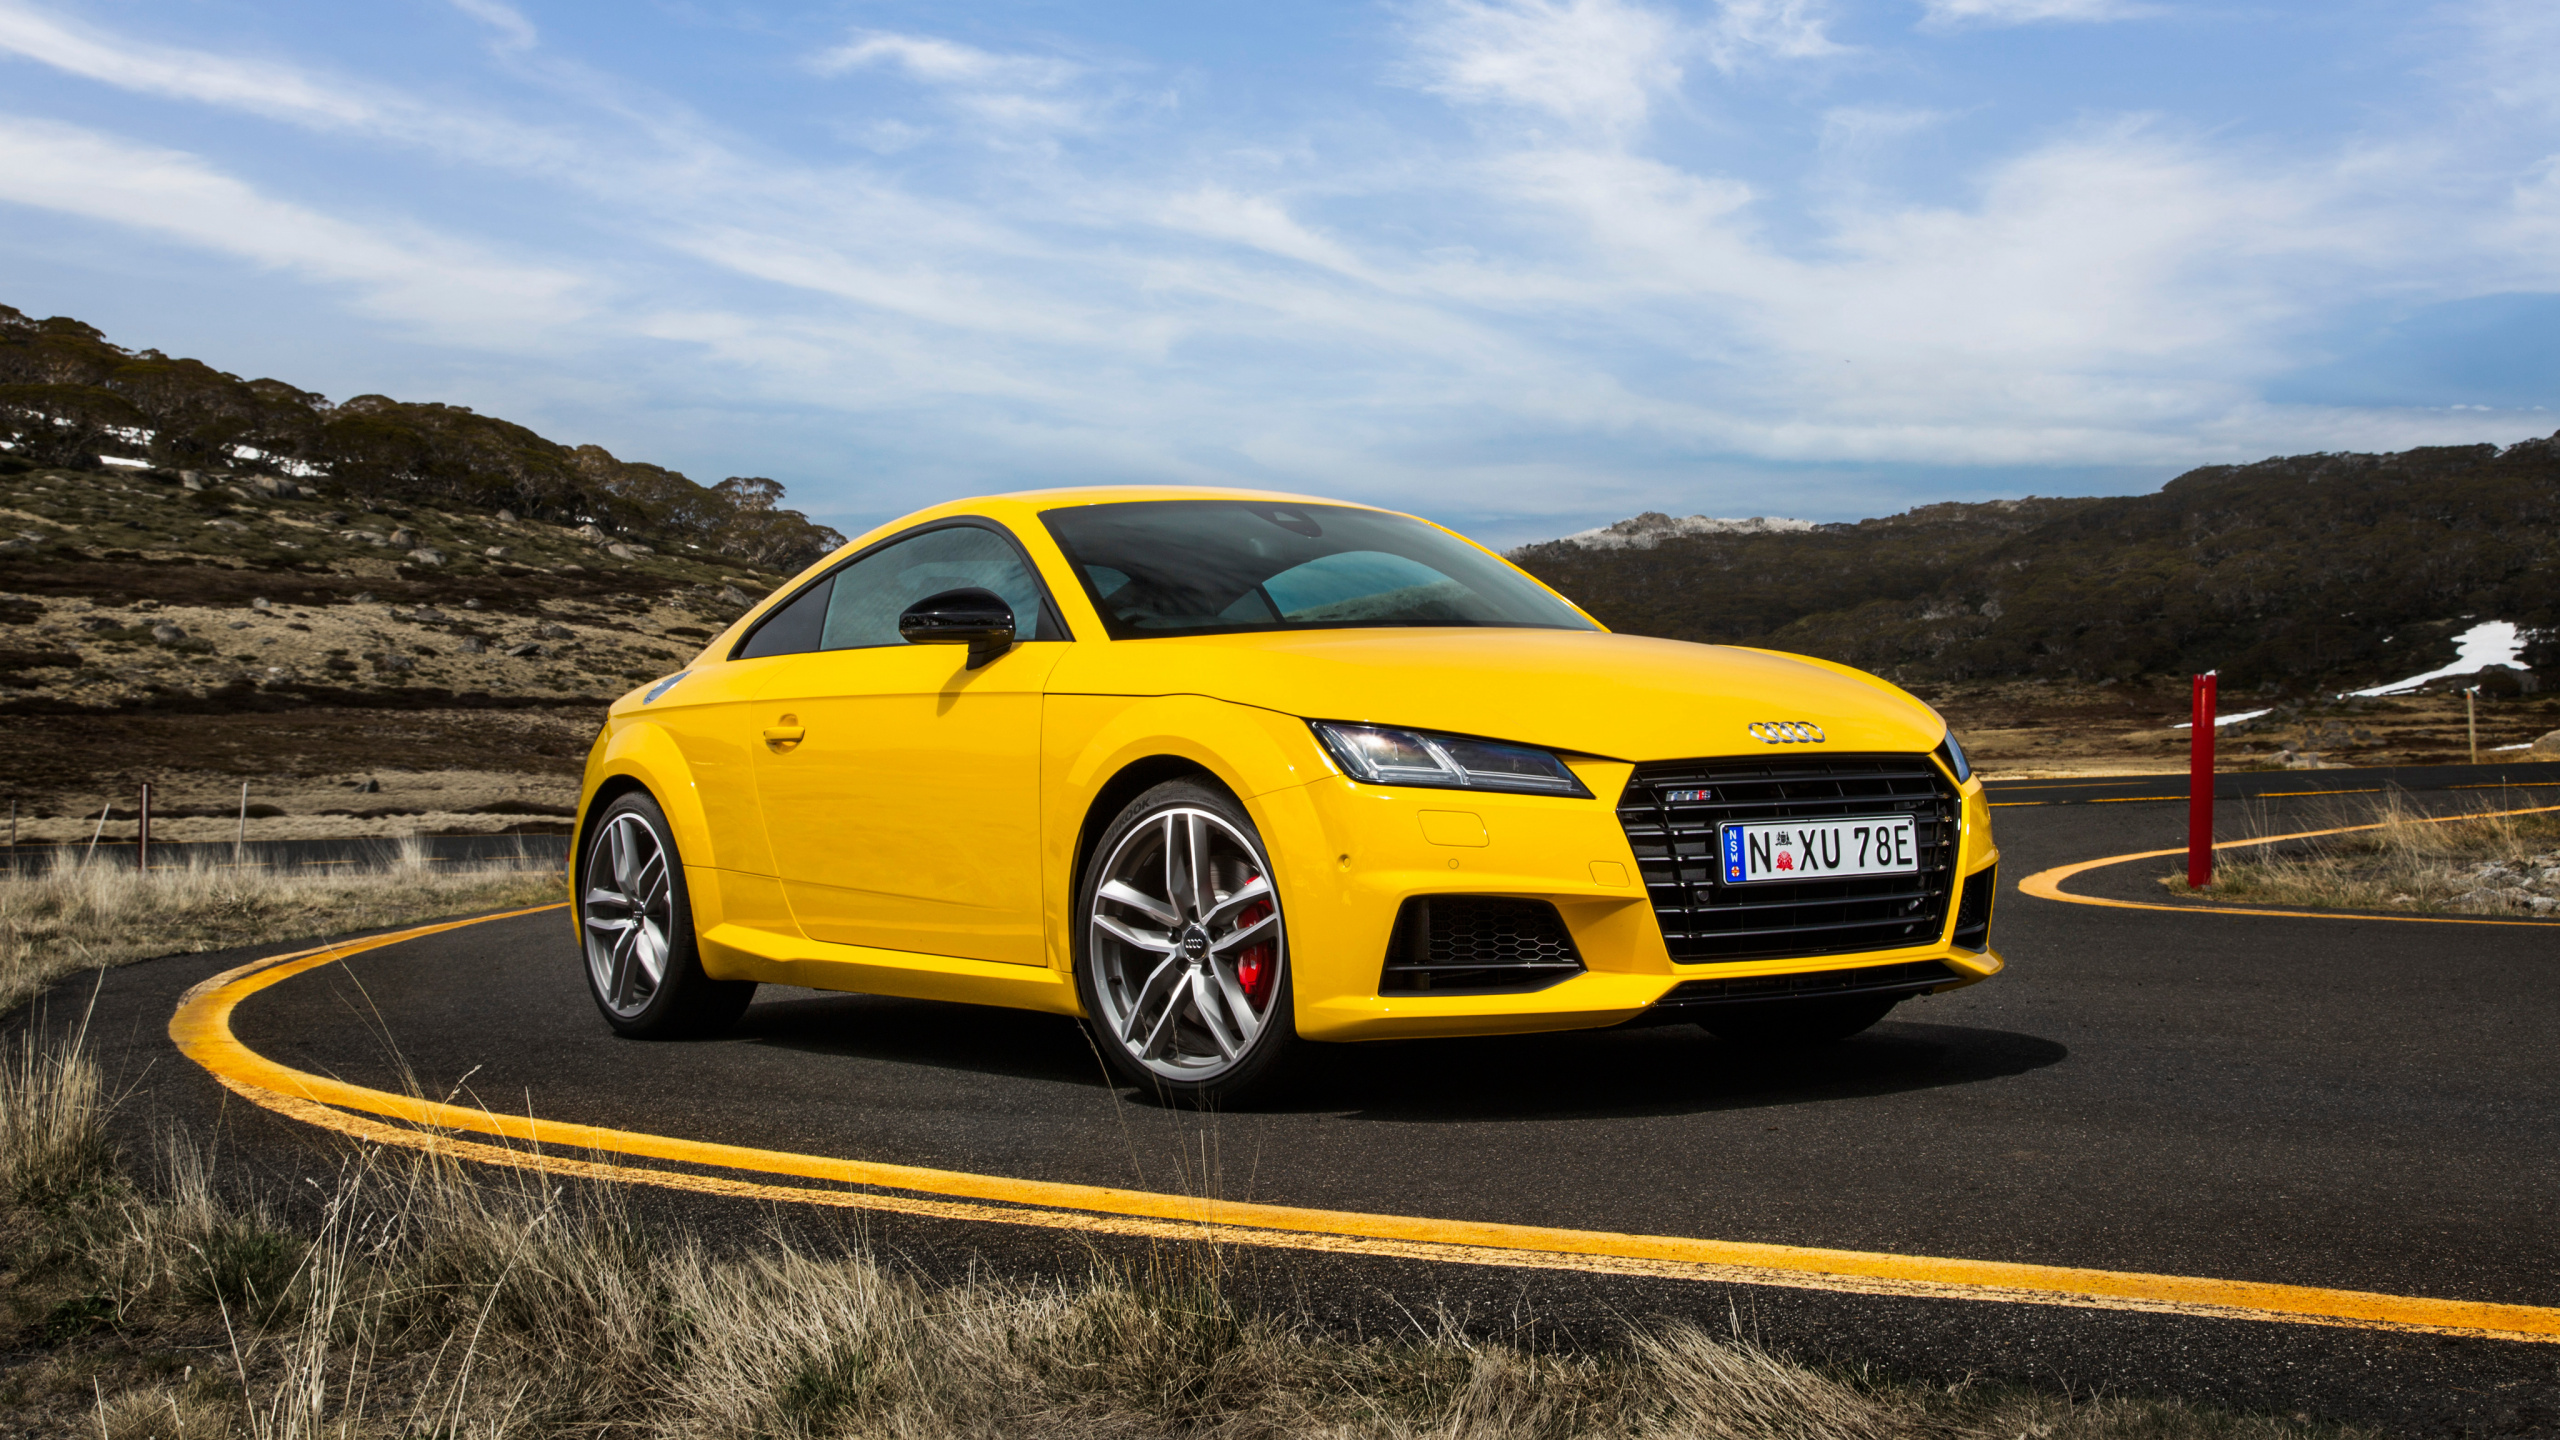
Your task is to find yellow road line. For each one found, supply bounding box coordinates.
[169,912,2560,1345]
[2015,802,2560,926]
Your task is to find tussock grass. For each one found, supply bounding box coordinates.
[2163,793,2560,914]
[0,842,563,1016]
[0,1028,2371,1439]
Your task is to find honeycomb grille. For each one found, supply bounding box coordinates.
[1952,864,1997,951]
[1380,896,1584,994]
[1617,754,1961,962]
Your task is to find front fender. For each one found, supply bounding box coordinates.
[580,718,721,873]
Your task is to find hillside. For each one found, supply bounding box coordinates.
[1511,439,2560,696]
[0,303,859,841]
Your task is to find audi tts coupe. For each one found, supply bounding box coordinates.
[572,488,2002,1100]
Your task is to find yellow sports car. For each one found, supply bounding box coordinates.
[573,488,2001,1100]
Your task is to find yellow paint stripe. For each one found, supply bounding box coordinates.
[169,912,2560,1344]
[2015,802,2560,927]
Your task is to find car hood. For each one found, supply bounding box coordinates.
[1045,627,1946,762]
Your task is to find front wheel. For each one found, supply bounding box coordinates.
[1698,994,1899,1048]
[579,791,755,1039]
[1076,780,1298,1105]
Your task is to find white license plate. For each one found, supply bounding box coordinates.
[1718,816,1917,884]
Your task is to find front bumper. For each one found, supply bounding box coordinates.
[1259,756,2001,1043]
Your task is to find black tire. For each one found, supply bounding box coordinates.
[1074,779,1301,1106]
[1698,994,1899,1048]
[577,790,755,1039]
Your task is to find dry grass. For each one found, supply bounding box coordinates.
[0,1028,2370,1439]
[0,841,564,1017]
[2162,793,2560,914]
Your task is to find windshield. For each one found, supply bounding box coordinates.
[1041,500,1596,638]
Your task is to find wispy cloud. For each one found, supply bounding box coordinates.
[450,0,537,53]
[1405,0,1688,133]
[1915,0,2154,29]
[811,31,1079,90]
[0,115,585,338]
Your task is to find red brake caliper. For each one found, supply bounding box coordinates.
[1232,884,1275,1009]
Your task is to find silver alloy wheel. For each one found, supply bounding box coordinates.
[1088,806,1285,1080]
[583,811,673,1020]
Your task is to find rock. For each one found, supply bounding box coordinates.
[77,616,117,632]
[351,592,376,604]
[0,539,34,554]
[319,511,348,525]
[496,509,518,523]
[505,642,544,658]
[575,523,608,544]
[250,475,298,498]
[2532,729,2560,757]
[409,547,446,566]
[460,636,488,654]
[150,623,186,644]
[373,652,417,673]
[462,598,483,610]
[606,543,640,560]
[557,563,588,576]
[534,623,574,640]
[324,657,358,672]
[715,585,755,608]
[411,606,450,624]
[484,546,511,559]
[353,777,380,793]
[226,621,250,630]
[179,470,206,490]
[389,527,419,549]
[251,597,272,611]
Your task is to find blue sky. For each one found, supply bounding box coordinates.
[2,0,2555,546]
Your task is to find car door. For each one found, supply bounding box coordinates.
[746,522,1066,966]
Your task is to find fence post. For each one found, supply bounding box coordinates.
[2188,673,2216,890]
[237,781,249,866]
[2466,687,2479,764]
[138,782,151,874]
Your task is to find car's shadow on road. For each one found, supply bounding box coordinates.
[731,993,2067,1122]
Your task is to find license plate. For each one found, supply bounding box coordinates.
[1719,816,1917,884]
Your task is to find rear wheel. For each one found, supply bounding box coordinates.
[1698,994,1898,1048]
[579,791,754,1038]
[1076,780,1297,1105]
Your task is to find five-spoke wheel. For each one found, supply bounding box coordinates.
[578,791,755,1038]
[1078,780,1295,1101]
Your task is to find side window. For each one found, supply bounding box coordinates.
[820,526,1057,651]
[733,574,833,659]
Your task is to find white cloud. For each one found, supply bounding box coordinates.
[1915,0,2152,29]
[450,0,537,53]
[0,0,372,125]
[811,31,1077,90]
[0,114,586,338]
[1407,0,1687,133]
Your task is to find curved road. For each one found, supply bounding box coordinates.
[31,771,2560,1437]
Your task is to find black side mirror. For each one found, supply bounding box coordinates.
[898,587,1016,669]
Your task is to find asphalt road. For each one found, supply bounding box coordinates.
[29,768,2560,1436]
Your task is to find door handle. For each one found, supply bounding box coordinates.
[762,725,805,752]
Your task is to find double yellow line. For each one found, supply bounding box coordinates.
[170,909,2560,1345]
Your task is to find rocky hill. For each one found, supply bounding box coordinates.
[0,303,859,841]
[1511,438,2560,697]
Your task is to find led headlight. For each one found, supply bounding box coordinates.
[1931,715,1972,783]
[1310,721,1591,797]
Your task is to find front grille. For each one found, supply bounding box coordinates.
[1952,864,1997,951]
[1617,754,1960,962]
[1380,896,1584,993]
[1651,960,1958,1009]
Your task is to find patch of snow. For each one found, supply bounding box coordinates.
[2346,620,2530,696]
[225,446,328,478]
[1545,512,1817,551]
[2172,707,2274,731]
[2492,742,2533,751]
[98,455,151,469]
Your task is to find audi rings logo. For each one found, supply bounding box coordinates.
[1747,720,1827,745]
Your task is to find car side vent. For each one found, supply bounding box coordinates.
[1952,864,1996,951]
[1380,896,1584,994]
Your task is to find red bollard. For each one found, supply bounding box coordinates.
[2187,673,2216,890]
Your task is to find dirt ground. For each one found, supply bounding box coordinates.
[1923,678,2560,779]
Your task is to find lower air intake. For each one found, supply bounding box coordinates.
[1651,959,1957,1010]
[1380,896,1584,994]
[1952,864,1997,951]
